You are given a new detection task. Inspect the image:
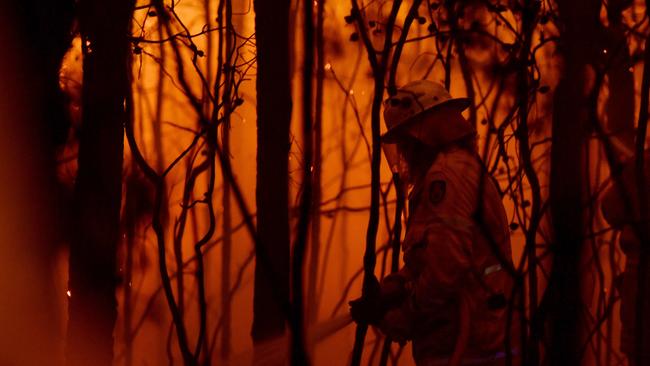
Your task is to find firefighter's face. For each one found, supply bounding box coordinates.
[381,112,440,185]
[396,135,421,168]
[390,134,424,184]
[391,132,441,185]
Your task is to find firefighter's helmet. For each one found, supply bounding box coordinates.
[381,80,472,146]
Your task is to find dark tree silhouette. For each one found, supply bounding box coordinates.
[13,1,75,149]
[544,0,597,364]
[291,0,315,363]
[307,0,325,328]
[9,0,650,364]
[251,0,292,353]
[633,3,650,363]
[0,2,73,365]
[66,1,135,365]
[219,0,235,359]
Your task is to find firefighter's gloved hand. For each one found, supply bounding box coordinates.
[349,276,383,325]
[380,273,409,308]
[349,297,384,325]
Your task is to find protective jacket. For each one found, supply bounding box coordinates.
[378,146,515,365]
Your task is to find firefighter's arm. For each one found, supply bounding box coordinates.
[407,224,472,311]
[376,227,472,341]
[379,266,413,307]
[348,267,413,326]
[376,266,417,342]
[406,169,474,309]
[378,167,474,337]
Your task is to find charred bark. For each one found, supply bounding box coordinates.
[252,0,292,349]
[66,1,134,365]
[633,3,650,362]
[291,0,315,362]
[514,2,541,364]
[307,0,325,327]
[219,0,235,359]
[544,1,598,364]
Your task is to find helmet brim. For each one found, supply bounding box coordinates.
[381,97,471,144]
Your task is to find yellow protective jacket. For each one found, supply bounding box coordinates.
[379,147,515,364]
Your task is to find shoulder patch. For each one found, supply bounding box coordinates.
[428,180,446,205]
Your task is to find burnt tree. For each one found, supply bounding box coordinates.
[543,0,597,364]
[0,1,73,365]
[251,0,292,351]
[66,1,134,365]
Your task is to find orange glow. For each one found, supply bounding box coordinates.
[8,0,648,365]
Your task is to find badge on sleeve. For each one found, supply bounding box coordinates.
[428,180,446,205]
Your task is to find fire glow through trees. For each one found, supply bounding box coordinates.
[2,0,650,365]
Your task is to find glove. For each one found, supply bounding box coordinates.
[380,273,409,308]
[349,275,383,325]
[349,296,384,325]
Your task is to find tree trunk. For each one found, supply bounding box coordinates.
[307,0,325,327]
[66,1,134,365]
[0,2,73,365]
[252,0,292,351]
[220,0,236,359]
[545,1,598,364]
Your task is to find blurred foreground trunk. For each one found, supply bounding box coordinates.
[544,1,597,364]
[251,0,292,358]
[0,2,73,365]
[66,1,134,365]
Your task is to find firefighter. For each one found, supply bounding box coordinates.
[350,80,517,366]
[600,145,650,365]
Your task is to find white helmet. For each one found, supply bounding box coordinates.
[381,80,472,145]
